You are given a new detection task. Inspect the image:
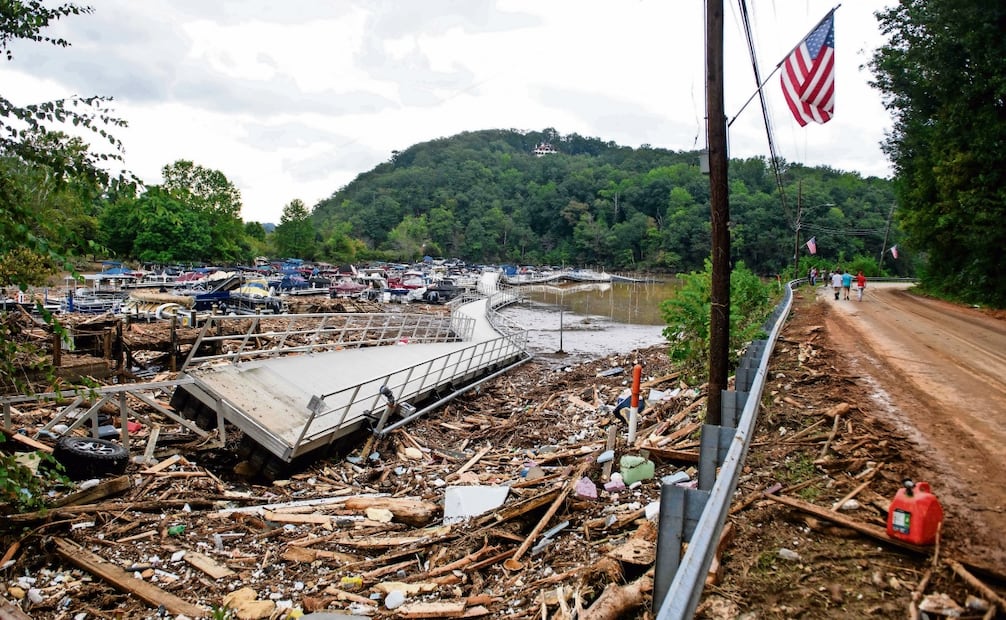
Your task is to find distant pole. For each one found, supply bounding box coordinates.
[793,181,803,280]
[878,203,896,272]
[557,302,564,353]
[706,0,729,426]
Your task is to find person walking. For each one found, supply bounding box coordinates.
[831,269,843,300]
[856,270,867,301]
[841,269,853,300]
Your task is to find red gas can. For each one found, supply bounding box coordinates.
[886,480,944,546]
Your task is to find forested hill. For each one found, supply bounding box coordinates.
[312,128,897,275]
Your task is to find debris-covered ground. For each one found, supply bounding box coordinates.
[2,289,1005,619]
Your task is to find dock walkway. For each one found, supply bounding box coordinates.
[173,273,528,463]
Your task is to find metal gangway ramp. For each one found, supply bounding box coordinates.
[171,273,528,465]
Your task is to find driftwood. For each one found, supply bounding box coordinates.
[475,487,560,527]
[765,492,930,555]
[0,598,32,620]
[640,445,700,464]
[505,459,591,570]
[7,498,213,524]
[49,475,132,509]
[705,522,735,586]
[819,411,844,458]
[947,559,1006,609]
[183,551,235,579]
[830,463,885,511]
[580,570,653,620]
[343,496,440,527]
[53,537,206,617]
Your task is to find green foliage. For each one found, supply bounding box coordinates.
[780,454,818,486]
[99,188,214,263]
[158,160,250,263]
[660,261,774,382]
[871,0,1006,307]
[273,199,316,259]
[310,130,898,273]
[0,437,68,513]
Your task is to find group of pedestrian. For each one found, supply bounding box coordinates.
[827,267,866,301]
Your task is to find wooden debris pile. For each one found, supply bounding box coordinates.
[1,347,718,619]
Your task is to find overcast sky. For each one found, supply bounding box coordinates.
[2,1,894,224]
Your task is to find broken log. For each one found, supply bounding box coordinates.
[764,493,929,554]
[475,487,561,527]
[947,559,1006,609]
[343,496,439,527]
[580,570,653,620]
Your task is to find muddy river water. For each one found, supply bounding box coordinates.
[497,280,676,366]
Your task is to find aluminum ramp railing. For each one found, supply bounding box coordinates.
[176,273,529,463]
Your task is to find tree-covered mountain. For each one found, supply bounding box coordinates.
[310,128,899,275]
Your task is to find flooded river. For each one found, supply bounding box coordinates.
[498,280,679,366]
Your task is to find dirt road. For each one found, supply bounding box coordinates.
[822,282,1006,567]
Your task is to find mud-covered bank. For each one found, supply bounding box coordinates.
[499,300,667,367]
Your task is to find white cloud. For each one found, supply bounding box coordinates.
[1,0,895,223]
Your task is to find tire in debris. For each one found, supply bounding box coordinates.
[52,436,129,479]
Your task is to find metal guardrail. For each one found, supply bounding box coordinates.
[653,280,796,619]
[181,311,475,370]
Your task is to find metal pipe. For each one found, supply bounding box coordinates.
[376,354,532,436]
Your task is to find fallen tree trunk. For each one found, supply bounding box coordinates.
[580,571,653,620]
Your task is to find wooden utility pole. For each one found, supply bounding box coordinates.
[878,202,896,271]
[793,181,803,279]
[706,0,730,426]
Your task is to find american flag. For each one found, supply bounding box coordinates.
[890,245,898,259]
[805,236,817,255]
[780,12,835,127]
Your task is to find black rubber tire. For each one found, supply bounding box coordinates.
[52,436,129,479]
[262,456,290,482]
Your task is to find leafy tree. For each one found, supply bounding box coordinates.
[273,199,316,259]
[871,0,1006,306]
[1,0,125,511]
[160,160,249,262]
[244,221,267,241]
[386,214,430,261]
[132,189,213,263]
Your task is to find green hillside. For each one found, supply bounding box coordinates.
[311,128,898,275]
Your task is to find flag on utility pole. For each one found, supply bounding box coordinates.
[780,11,836,126]
[890,245,899,259]
[805,236,817,254]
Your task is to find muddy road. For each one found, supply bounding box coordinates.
[822,282,1006,566]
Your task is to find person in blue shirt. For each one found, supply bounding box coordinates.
[841,269,853,300]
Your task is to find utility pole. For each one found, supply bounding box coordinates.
[878,203,896,272]
[793,181,803,279]
[706,0,729,427]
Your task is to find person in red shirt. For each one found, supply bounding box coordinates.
[855,270,867,301]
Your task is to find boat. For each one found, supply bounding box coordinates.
[221,279,287,315]
[329,278,368,298]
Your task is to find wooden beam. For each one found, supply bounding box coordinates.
[49,475,132,509]
[53,537,206,617]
